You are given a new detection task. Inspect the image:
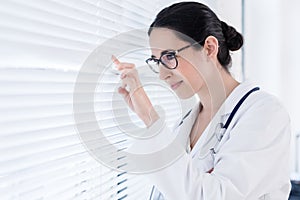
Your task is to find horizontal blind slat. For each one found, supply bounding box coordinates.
[0,0,189,198]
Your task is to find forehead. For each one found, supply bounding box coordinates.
[149,28,187,57]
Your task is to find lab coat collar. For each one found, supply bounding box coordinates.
[181,80,259,123]
[219,80,260,117]
[176,80,259,155]
[174,101,201,153]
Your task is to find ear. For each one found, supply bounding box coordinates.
[203,36,219,58]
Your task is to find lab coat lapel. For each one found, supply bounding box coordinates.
[191,80,260,158]
[175,103,200,153]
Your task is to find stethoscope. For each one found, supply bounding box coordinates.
[149,87,260,200]
[197,86,260,159]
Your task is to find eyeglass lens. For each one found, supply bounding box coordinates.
[147,53,177,73]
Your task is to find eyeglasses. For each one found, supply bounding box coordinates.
[145,41,201,74]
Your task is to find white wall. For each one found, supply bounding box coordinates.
[244,0,300,175]
[244,0,282,95]
[216,0,243,81]
[281,0,300,176]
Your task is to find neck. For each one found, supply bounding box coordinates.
[196,71,239,116]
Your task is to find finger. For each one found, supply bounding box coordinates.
[111,55,135,70]
[118,87,131,104]
[121,81,127,89]
[120,73,127,79]
[120,73,135,86]
[117,63,135,70]
[120,68,138,78]
[111,55,120,65]
[118,87,129,95]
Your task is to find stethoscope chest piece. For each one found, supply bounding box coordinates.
[215,122,226,142]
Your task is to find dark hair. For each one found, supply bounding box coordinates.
[148,1,243,70]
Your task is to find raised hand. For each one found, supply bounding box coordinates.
[112,55,159,127]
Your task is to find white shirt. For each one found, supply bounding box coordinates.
[129,81,291,200]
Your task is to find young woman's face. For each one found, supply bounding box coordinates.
[149,28,209,99]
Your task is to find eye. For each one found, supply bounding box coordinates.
[165,53,176,60]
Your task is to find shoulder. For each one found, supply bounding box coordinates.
[226,89,291,151]
[247,90,288,116]
[236,89,290,130]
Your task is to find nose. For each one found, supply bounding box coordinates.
[158,63,172,81]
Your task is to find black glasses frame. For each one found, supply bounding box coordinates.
[145,41,202,73]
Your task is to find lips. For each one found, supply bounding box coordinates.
[170,80,183,90]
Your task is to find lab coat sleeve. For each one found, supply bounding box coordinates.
[127,117,176,154]
[140,95,291,200]
[126,116,187,173]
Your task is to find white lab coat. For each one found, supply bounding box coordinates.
[129,81,291,200]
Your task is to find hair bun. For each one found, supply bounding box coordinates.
[221,21,243,51]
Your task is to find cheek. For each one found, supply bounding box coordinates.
[176,59,204,91]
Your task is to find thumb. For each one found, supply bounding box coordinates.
[111,55,120,65]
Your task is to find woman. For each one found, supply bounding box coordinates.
[112,2,291,199]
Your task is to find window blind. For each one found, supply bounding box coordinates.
[0,0,192,199]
